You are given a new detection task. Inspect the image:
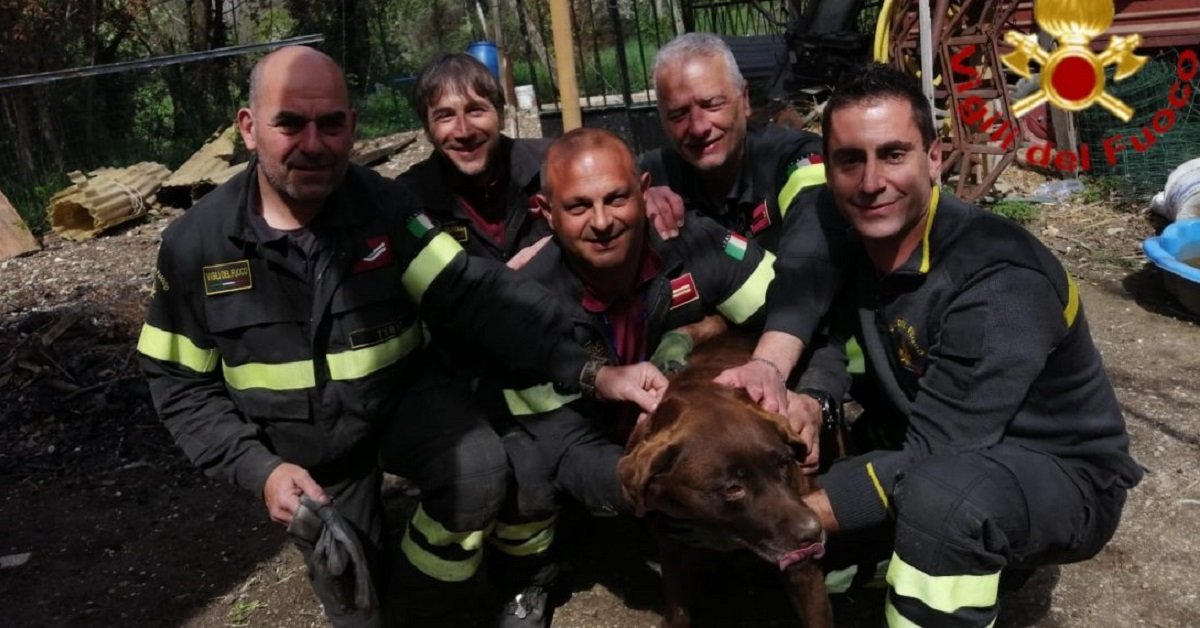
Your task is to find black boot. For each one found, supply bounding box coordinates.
[391,557,487,627]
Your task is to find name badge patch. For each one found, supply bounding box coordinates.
[444,223,470,243]
[349,321,403,349]
[203,260,253,296]
[352,236,393,273]
[670,273,700,309]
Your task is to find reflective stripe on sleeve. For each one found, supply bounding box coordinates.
[402,232,464,303]
[717,251,776,324]
[777,163,827,218]
[327,324,423,381]
[885,552,1000,614]
[503,383,582,416]
[866,461,890,511]
[136,323,219,374]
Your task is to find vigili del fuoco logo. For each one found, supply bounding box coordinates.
[948,0,1198,173]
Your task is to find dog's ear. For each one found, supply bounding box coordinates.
[624,396,687,451]
[618,437,682,516]
[620,397,687,516]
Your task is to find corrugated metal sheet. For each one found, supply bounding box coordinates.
[48,162,169,241]
[158,126,245,209]
[1009,0,1200,49]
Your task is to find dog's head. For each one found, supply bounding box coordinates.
[618,382,825,570]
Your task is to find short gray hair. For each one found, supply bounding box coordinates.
[652,32,745,90]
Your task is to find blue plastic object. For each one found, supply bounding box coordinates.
[1143,219,1200,314]
[466,41,501,78]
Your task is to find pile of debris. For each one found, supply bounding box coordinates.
[0,308,157,478]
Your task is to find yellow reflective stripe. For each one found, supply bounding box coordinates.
[717,251,776,324]
[400,530,483,583]
[503,383,581,416]
[1064,274,1080,327]
[401,504,488,582]
[327,324,423,381]
[402,232,463,303]
[883,595,924,628]
[884,597,996,628]
[493,514,558,541]
[865,461,890,511]
[919,186,941,274]
[777,163,827,218]
[886,552,1000,615]
[490,515,557,557]
[136,323,219,373]
[410,504,487,551]
[222,359,315,391]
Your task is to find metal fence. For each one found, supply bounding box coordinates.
[0,1,887,225]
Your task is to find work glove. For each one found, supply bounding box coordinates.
[288,495,375,614]
[649,330,694,375]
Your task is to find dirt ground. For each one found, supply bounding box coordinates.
[2,125,1198,628]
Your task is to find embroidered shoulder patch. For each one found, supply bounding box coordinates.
[750,202,771,235]
[723,232,749,261]
[203,260,253,296]
[353,236,393,273]
[670,273,701,309]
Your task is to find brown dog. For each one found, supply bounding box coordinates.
[619,334,833,628]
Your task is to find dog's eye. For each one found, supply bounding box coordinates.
[723,484,746,501]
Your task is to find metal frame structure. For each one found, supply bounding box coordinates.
[881,0,1022,202]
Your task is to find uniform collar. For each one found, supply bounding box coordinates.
[581,240,663,313]
[887,185,941,278]
[725,122,765,207]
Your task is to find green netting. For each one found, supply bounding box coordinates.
[1076,50,1200,196]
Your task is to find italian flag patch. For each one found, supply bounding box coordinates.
[723,232,749,261]
[406,213,435,238]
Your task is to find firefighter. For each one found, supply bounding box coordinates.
[377,53,559,624]
[640,32,826,251]
[480,127,837,627]
[399,53,552,270]
[136,46,665,628]
[641,31,848,439]
[731,63,1143,626]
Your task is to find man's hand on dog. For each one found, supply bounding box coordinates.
[264,463,331,526]
[714,358,790,414]
[596,362,669,413]
[785,391,822,474]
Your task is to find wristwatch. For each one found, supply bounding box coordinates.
[578,356,608,398]
[799,388,843,432]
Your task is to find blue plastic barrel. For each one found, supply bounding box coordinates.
[467,41,501,78]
